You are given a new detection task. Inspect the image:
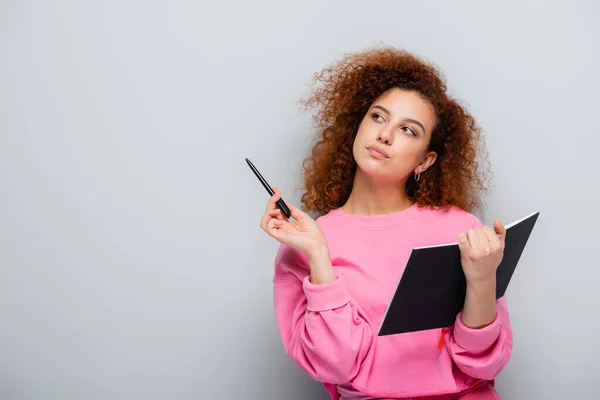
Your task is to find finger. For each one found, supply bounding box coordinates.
[457,232,470,252]
[267,218,286,236]
[265,187,282,212]
[481,225,498,243]
[287,202,306,220]
[269,209,285,220]
[477,228,492,255]
[260,210,281,231]
[260,211,271,231]
[494,219,506,241]
[467,228,481,249]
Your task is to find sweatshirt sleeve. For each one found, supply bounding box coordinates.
[446,296,513,380]
[272,244,375,384]
[445,215,514,380]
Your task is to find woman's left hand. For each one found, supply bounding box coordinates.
[457,219,506,287]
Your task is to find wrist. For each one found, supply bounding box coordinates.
[466,274,496,293]
[306,242,335,285]
[307,240,329,260]
[462,276,498,329]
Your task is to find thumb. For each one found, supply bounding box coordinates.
[287,202,307,220]
[494,219,506,240]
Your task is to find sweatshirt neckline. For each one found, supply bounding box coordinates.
[328,202,422,229]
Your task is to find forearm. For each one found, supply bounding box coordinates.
[460,278,497,329]
[449,218,513,380]
[307,242,337,284]
[273,244,375,383]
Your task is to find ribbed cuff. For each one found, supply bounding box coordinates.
[453,311,501,351]
[302,275,351,312]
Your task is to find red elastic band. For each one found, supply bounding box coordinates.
[437,327,447,350]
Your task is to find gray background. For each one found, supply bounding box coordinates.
[1,0,598,399]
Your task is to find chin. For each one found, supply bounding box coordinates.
[355,157,396,182]
[353,145,397,181]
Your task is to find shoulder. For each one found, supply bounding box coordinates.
[413,204,484,243]
[314,208,339,228]
[410,206,481,246]
[416,204,482,227]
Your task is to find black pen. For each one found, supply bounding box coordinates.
[245,158,292,219]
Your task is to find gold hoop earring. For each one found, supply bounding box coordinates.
[414,172,420,182]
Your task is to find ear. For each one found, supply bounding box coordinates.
[416,151,437,173]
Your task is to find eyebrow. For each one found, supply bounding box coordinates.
[371,105,426,134]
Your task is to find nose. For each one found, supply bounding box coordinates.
[377,126,394,145]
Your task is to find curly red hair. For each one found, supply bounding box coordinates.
[298,46,491,216]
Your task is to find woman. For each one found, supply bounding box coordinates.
[260,46,511,399]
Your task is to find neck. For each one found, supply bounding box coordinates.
[341,169,413,216]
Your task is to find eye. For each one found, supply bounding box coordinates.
[401,126,417,136]
[371,112,385,122]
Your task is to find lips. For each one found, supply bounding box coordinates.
[367,146,389,159]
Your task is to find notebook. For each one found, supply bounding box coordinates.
[378,211,540,336]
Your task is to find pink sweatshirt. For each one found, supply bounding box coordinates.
[272,203,512,399]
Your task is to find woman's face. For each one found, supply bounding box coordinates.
[352,88,438,184]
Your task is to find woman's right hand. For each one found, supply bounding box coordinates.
[260,187,327,255]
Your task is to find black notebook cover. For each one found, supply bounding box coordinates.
[378,211,539,336]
